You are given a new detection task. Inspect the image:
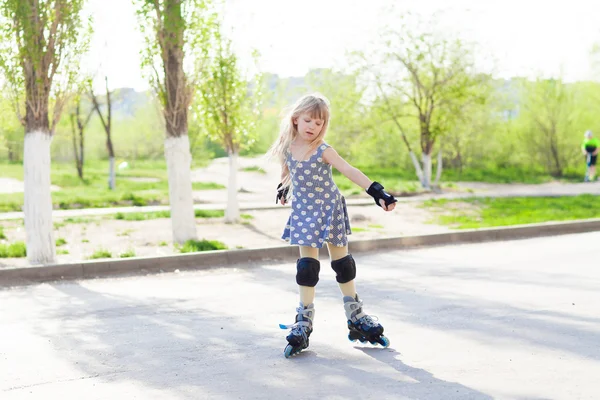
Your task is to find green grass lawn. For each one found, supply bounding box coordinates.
[0,160,224,212]
[424,194,600,229]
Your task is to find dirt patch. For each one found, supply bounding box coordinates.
[125,177,161,183]
[0,178,61,194]
[0,202,449,269]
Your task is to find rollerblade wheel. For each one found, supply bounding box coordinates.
[348,331,363,342]
[284,344,295,358]
[378,336,390,348]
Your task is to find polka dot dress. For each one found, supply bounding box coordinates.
[282,143,352,248]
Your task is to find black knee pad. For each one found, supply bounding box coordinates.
[331,254,356,283]
[296,257,320,287]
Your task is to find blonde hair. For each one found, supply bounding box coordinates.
[267,93,331,187]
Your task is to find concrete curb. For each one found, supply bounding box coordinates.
[2,218,600,287]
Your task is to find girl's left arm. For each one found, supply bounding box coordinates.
[323,147,372,189]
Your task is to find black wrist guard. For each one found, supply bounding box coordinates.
[366,181,397,208]
[276,183,289,204]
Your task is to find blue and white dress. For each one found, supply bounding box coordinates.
[281,143,352,248]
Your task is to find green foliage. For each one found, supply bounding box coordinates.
[119,249,136,258]
[115,211,170,221]
[88,249,112,259]
[194,27,263,155]
[425,195,600,229]
[241,166,266,174]
[55,238,67,247]
[0,241,26,258]
[57,249,69,255]
[0,160,223,211]
[0,0,91,132]
[194,209,224,218]
[178,239,227,253]
[192,182,225,190]
[0,225,5,240]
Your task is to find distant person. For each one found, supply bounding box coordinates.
[582,130,599,182]
[267,93,396,358]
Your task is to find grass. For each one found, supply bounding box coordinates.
[57,249,69,255]
[424,194,600,229]
[0,160,223,212]
[88,249,112,259]
[194,209,225,218]
[352,227,368,233]
[119,249,136,258]
[56,238,67,247]
[159,241,168,247]
[240,213,254,220]
[114,209,224,221]
[0,226,5,240]
[0,241,27,258]
[241,166,267,174]
[178,239,228,253]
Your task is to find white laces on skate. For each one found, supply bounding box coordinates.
[358,314,379,328]
[279,305,313,338]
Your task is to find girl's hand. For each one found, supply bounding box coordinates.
[276,183,289,205]
[379,199,396,211]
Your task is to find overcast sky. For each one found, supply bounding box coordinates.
[82,0,600,91]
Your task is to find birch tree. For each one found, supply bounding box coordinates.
[90,76,116,190]
[357,14,485,188]
[195,33,262,223]
[0,0,89,264]
[135,0,217,243]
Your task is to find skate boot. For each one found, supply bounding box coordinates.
[279,302,315,358]
[344,294,389,348]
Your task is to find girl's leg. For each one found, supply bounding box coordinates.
[326,243,357,298]
[298,246,319,305]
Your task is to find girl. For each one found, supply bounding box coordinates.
[268,93,397,358]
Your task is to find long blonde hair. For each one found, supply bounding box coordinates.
[267,93,331,187]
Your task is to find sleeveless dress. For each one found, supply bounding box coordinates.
[281,143,352,248]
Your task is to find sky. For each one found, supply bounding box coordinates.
[82,0,600,91]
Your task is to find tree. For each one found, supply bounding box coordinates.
[69,94,94,180]
[356,13,487,188]
[0,91,23,162]
[195,32,262,223]
[90,76,116,190]
[135,0,217,243]
[518,78,579,177]
[0,0,89,264]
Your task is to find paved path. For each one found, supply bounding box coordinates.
[2,180,600,221]
[1,232,599,399]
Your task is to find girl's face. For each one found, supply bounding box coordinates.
[294,113,324,142]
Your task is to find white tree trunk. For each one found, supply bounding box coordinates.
[434,149,443,186]
[409,151,424,185]
[225,151,240,223]
[23,132,55,265]
[164,135,197,244]
[108,156,116,190]
[421,153,432,189]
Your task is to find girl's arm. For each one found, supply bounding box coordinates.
[322,147,371,189]
[323,147,397,211]
[280,163,289,182]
